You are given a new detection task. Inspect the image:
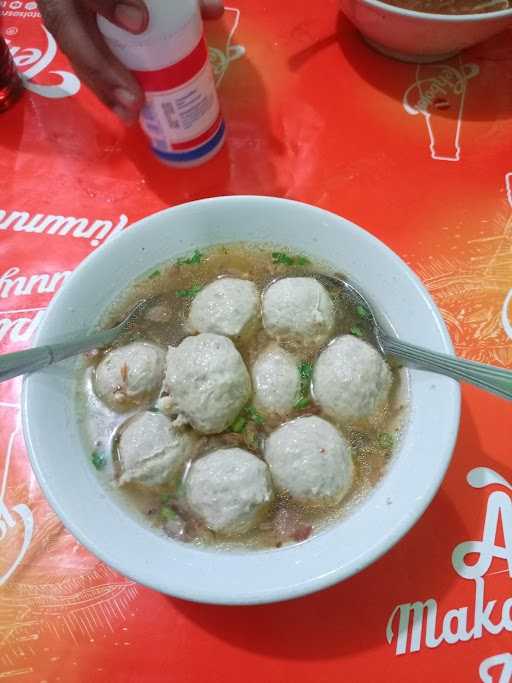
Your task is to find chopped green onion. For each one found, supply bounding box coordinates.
[295,361,314,411]
[350,326,364,338]
[231,416,247,433]
[299,361,313,381]
[160,506,177,522]
[378,432,394,449]
[231,405,265,434]
[244,405,264,425]
[91,451,106,470]
[272,252,294,265]
[177,249,203,266]
[356,305,370,319]
[176,285,202,298]
[160,493,172,504]
[189,249,203,264]
[148,269,161,279]
[272,252,310,267]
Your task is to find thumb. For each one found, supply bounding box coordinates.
[200,0,224,19]
[83,0,149,33]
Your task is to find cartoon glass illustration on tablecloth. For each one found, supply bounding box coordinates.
[403,59,479,162]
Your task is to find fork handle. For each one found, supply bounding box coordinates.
[382,335,512,401]
[0,328,118,384]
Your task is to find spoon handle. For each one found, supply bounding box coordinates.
[0,328,118,384]
[382,336,512,401]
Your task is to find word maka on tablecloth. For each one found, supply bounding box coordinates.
[387,466,512,682]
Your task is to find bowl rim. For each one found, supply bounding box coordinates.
[354,0,512,22]
[22,195,461,605]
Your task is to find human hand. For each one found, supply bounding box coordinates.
[37,0,224,122]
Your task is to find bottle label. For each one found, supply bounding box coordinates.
[134,34,224,163]
[97,10,225,165]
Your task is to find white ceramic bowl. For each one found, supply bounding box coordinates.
[340,0,512,62]
[23,196,460,605]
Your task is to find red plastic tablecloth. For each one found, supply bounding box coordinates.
[1,2,512,681]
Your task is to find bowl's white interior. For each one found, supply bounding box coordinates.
[23,196,460,605]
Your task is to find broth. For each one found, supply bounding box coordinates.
[378,0,509,14]
[77,244,408,551]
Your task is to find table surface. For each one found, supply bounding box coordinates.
[2,2,512,681]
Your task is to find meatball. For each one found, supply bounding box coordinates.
[262,277,335,346]
[252,344,300,417]
[188,278,259,337]
[264,416,353,506]
[163,333,251,434]
[94,342,165,410]
[312,335,392,423]
[117,411,194,488]
[185,448,273,535]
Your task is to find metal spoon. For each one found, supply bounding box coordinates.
[315,273,512,401]
[0,297,157,384]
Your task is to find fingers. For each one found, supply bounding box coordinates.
[200,0,224,20]
[38,0,222,123]
[84,0,219,28]
[81,0,148,33]
[39,0,143,122]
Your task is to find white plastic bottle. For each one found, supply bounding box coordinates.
[98,0,225,167]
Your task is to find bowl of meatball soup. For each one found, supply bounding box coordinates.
[340,0,512,63]
[22,196,460,604]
